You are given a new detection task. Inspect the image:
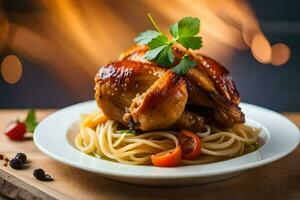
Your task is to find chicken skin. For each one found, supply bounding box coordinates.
[95,45,244,132]
[120,45,245,126]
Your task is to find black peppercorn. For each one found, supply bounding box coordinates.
[15,153,27,163]
[33,168,45,180]
[33,168,53,181]
[9,158,23,170]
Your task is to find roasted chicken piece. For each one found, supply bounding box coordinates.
[95,60,165,125]
[120,45,240,104]
[173,111,206,133]
[120,45,245,126]
[96,60,203,131]
[95,45,244,131]
[123,71,187,131]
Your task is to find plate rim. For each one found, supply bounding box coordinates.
[34,101,300,179]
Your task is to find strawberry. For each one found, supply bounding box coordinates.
[4,109,38,141]
[5,121,26,141]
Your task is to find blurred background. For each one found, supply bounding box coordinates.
[0,0,299,111]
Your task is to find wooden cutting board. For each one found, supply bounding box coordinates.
[1,110,300,200]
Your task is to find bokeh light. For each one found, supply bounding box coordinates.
[1,55,22,84]
[251,33,272,64]
[271,43,291,66]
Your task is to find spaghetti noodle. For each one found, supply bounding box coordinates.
[75,111,261,165]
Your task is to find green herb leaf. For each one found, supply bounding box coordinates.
[144,45,166,61]
[135,15,202,75]
[170,17,201,49]
[145,34,174,66]
[25,109,38,133]
[156,45,173,66]
[116,130,136,135]
[144,45,173,67]
[169,22,179,39]
[148,34,169,48]
[177,36,202,50]
[171,55,197,75]
[171,17,200,38]
[134,30,161,45]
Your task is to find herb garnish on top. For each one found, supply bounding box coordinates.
[134,14,202,75]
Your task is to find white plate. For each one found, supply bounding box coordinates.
[34,101,300,186]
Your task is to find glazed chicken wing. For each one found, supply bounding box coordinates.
[95,45,244,131]
[123,71,187,131]
[96,60,206,131]
[95,60,165,125]
[119,45,245,126]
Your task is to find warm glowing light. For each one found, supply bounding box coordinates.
[251,34,272,64]
[0,5,9,51]
[1,55,22,84]
[242,26,259,47]
[0,0,292,89]
[271,43,291,66]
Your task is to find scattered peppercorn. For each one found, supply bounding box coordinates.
[5,153,54,182]
[9,158,23,169]
[33,168,53,181]
[33,168,45,179]
[15,153,27,163]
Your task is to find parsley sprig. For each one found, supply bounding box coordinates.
[25,109,38,132]
[134,14,202,75]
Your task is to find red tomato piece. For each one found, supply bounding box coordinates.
[178,130,201,160]
[5,121,26,141]
[151,146,182,167]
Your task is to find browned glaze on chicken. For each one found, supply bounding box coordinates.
[95,60,165,124]
[120,46,214,107]
[173,111,206,132]
[123,71,187,131]
[119,45,245,126]
[95,60,206,131]
[189,51,240,104]
[95,45,244,131]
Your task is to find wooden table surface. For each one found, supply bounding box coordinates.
[0,110,300,200]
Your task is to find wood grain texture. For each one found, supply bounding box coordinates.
[0,170,56,200]
[0,110,300,200]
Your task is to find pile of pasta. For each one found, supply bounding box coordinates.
[75,111,261,165]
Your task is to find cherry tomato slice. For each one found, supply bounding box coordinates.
[178,130,201,160]
[5,121,26,141]
[151,146,182,167]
